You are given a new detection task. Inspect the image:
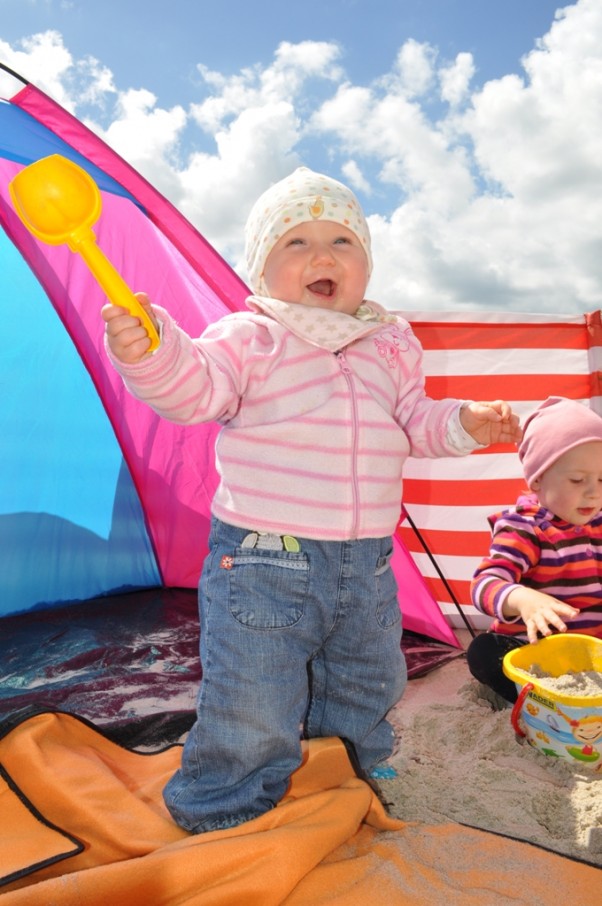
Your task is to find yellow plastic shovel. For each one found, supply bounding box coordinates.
[9,153,160,351]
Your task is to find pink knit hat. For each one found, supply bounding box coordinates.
[518,396,602,486]
[244,167,372,295]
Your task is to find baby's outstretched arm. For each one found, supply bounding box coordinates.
[460,400,522,446]
[503,586,579,644]
[102,292,159,365]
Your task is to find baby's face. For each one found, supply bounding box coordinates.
[261,220,369,315]
[531,441,602,524]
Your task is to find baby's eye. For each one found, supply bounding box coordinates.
[334,236,352,245]
[286,237,305,246]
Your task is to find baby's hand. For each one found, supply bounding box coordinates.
[504,587,579,644]
[460,400,522,446]
[102,292,159,364]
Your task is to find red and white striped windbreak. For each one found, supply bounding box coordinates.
[397,308,602,632]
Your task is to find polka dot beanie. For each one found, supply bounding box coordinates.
[518,396,602,486]
[244,167,373,295]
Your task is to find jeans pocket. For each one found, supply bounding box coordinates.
[228,550,309,629]
[374,551,400,629]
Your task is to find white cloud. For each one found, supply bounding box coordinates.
[439,53,475,107]
[0,30,75,109]
[178,101,303,268]
[190,40,342,132]
[2,0,602,314]
[101,88,186,160]
[311,0,602,313]
[259,40,343,99]
[392,39,436,98]
[341,160,371,195]
[310,84,476,214]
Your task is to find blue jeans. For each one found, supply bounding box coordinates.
[163,517,406,833]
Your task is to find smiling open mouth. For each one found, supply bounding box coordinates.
[307,279,335,296]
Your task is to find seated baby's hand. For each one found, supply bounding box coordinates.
[505,587,579,644]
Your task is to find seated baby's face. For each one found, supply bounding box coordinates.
[261,221,369,316]
[531,441,602,525]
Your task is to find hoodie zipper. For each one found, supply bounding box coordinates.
[335,350,360,538]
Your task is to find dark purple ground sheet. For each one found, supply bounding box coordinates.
[0,588,463,748]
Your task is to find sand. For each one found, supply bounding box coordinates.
[527,667,602,696]
[380,653,602,868]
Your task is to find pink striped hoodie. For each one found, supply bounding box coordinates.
[108,297,477,541]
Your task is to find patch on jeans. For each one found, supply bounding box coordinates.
[241,532,301,552]
[220,555,234,570]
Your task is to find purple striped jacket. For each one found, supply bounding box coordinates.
[471,494,602,638]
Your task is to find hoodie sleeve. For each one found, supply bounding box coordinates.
[470,511,540,622]
[390,321,480,458]
[105,307,263,425]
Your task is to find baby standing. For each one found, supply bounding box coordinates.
[103,167,521,832]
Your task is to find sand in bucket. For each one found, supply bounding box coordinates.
[503,633,602,772]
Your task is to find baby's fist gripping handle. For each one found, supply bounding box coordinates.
[76,238,160,350]
[8,154,160,351]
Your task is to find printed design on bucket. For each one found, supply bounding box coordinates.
[556,706,602,763]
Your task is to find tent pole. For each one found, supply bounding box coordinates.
[0,61,29,84]
[402,509,477,639]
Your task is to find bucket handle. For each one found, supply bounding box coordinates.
[510,682,534,737]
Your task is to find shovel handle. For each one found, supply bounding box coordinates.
[77,238,160,351]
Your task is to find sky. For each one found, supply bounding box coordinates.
[1,0,601,315]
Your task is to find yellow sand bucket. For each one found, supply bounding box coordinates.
[503,634,602,771]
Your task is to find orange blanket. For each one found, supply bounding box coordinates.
[0,712,599,904]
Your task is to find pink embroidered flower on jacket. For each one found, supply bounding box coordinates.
[373,327,410,369]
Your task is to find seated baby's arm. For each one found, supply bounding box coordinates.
[503,586,579,644]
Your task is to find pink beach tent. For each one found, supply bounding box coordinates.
[1,63,601,649]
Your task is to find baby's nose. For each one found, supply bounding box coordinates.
[311,244,335,263]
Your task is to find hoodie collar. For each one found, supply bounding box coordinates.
[246,295,399,352]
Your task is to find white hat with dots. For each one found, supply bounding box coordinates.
[244,167,372,295]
